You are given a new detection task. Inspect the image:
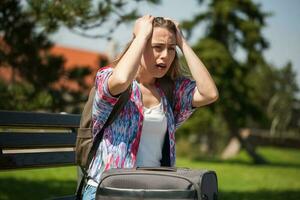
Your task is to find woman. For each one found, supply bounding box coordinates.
[82,15,218,200]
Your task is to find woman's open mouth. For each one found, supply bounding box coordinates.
[155,63,167,69]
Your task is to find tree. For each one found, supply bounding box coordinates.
[0,0,161,112]
[27,0,161,38]
[266,62,299,136]
[0,0,96,112]
[180,0,299,163]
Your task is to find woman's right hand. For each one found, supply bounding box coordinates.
[133,15,154,40]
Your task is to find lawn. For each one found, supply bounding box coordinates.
[0,147,300,200]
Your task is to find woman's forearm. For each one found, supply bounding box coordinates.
[108,36,148,96]
[181,40,219,104]
[108,15,154,96]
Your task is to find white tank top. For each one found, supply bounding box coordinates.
[136,101,168,167]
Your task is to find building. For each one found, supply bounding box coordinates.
[50,45,108,92]
[0,44,108,93]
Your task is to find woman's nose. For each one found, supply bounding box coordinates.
[160,48,168,58]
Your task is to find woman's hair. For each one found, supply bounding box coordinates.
[111,17,182,80]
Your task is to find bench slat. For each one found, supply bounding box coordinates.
[0,151,75,170]
[0,132,77,148]
[0,111,80,198]
[0,111,80,128]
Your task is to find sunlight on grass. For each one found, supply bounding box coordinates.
[0,166,77,181]
[177,147,300,199]
[0,166,77,200]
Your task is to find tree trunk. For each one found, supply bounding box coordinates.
[221,136,241,159]
[231,127,267,164]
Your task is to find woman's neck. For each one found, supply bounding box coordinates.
[136,67,156,86]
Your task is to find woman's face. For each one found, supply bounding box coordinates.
[140,27,176,79]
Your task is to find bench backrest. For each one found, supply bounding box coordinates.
[0,111,80,170]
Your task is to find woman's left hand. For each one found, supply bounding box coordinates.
[166,18,185,50]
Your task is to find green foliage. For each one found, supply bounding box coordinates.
[177,108,229,158]
[0,0,91,112]
[266,63,300,135]
[27,0,161,38]
[178,0,300,158]
[246,61,299,134]
[29,0,92,31]
[0,80,53,111]
[0,0,162,113]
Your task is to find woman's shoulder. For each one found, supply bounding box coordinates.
[96,66,113,76]
[174,76,194,85]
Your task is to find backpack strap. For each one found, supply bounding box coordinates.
[86,85,132,169]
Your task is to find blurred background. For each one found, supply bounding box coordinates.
[0,0,300,199]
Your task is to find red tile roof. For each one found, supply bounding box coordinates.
[0,44,108,92]
[50,45,108,92]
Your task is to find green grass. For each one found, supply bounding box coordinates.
[1,147,300,200]
[0,166,78,200]
[177,147,300,200]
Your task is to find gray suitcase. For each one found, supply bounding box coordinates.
[96,167,218,200]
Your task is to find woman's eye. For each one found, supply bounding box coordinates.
[153,46,163,51]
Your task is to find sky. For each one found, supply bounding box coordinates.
[50,0,300,89]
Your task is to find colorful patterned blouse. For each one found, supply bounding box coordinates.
[88,67,197,183]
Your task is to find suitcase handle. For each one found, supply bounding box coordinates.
[136,167,177,172]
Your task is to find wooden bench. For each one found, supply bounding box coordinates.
[0,110,81,200]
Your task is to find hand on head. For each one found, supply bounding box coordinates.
[133,15,155,40]
[164,17,185,49]
[133,15,185,49]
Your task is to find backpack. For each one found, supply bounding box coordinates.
[75,75,174,199]
[75,86,131,170]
